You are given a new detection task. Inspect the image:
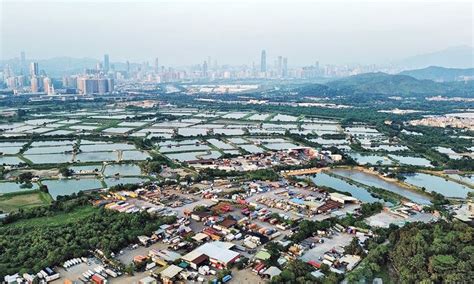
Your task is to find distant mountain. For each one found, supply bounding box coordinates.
[326,72,473,96]
[398,46,474,69]
[399,66,474,82]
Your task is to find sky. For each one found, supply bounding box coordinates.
[1,0,473,66]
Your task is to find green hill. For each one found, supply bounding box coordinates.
[326,72,472,96]
[399,66,474,82]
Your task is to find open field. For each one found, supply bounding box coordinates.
[0,190,52,212]
[3,205,97,228]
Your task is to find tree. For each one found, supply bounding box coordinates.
[59,166,72,177]
[17,172,33,184]
[344,237,366,257]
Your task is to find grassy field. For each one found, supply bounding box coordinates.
[0,190,53,212]
[3,205,97,228]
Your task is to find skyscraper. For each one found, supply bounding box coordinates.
[282,57,288,77]
[203,60,208,77]
[29,62,39,76]
[260,50,266,73]
[30,76,40,92]
[20,51,26,75]
[154,58,159,73]
[103,54,110,72]
[43,77,54,95]
[278,56,283,76]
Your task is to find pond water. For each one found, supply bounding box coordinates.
[222,112,249,119]
[265,142,299,150]
[349,153,393,165]
[271,114,299,122]
[365,145,409,152]
[198,151,222,159]
[207,139,235,150]
[403,173,472,198]
[248,129,286,135]
[227,138,248,144]
[46,130,74,136]
[80,143,135,152]
[102,127,134,134]
[0,156,24,165]
[138,128,175,134]
[69,125,100,131]
[160,144,210,153]
[25,153,73,164]
[389,155,432,167]
[310,173,382,203]
[447,174,474,186]
[214,129,245,135]
[247,114,270,121]
[0,142,27,148]
[43,178,104,200]
[121,151,150,161]
[178,128,208,136]
[435,147,462,160]
[331,169,431,205]
[240,144,265,154]
[118,121,148,127]
[24,145,73,154]
[0,146,23,155]
[310,138,348,145]
[303,124,340,132]
[104,177,147,188]
[345,127,380,134]
[159,140,200,146]
[0,182,39,194]
[30,140,74,147]
[71,165,102,173]
[165,151,207,162]
[104,164,142,176]
[75,152,117,162]
[223,150,241,155]
[250,138,287,143]
[263,123,297,130]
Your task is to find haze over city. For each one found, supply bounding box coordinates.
[2,0,473,66]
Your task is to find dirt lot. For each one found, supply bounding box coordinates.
[116,242,169,265]
[300,232,353,263]
[231,268,267,284]
[366,210,437,228]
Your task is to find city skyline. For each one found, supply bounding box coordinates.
[2,1,472,66]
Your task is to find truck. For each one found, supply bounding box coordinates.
[222,275,232,282]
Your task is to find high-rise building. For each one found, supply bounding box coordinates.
[154,58,159,73]
[260,50,267,73]
[282,58,288,77]
[20,51,26,75]
[43,77,54,95]
[97,78,108,94]
[203,60,208,77]
[62,76,78,89]
[77,76,114,94]
[278,56,283,76]
[30,76,43,92]
[29,62,39,76]
[104,54,110,72]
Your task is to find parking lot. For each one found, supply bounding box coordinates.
[300,232,353,263]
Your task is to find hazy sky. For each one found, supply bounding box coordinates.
[1,0,473,66]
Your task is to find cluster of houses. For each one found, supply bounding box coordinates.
[189,147,339,172]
